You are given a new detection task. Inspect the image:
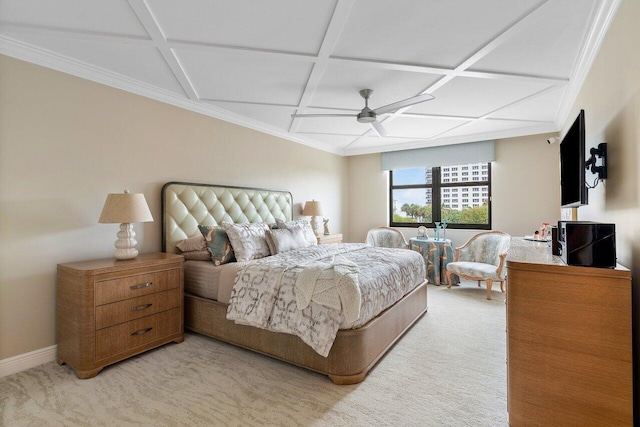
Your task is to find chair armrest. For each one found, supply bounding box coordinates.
[495,252,508,279]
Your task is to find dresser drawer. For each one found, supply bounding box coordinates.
[95,288,181,330]
[95,308,181,360]
[95,268,181,305]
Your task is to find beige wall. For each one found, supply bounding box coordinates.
[347,132,561,248]
[559,0,639,413]
[0,55,348,359]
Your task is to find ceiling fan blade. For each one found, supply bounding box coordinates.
[291,113,357,118]
[370,120,387,137]
[372,93,435,115]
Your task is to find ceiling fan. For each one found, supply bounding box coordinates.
[291,89,435,137]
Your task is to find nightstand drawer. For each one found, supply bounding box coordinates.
[95,308,181,360]
[95,268,181,305]
[95,288,181,330]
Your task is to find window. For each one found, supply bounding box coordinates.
[389,162,491,229]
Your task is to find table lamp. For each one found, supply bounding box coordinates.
[302,200,323,236]
[99,190,154,260]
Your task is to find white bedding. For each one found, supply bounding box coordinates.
[227,243,425,356]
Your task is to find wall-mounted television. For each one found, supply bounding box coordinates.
[560,109,588,208]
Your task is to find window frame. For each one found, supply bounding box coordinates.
[389,163,492,230]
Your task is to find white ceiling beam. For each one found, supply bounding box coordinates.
[127,0,198,100]
[0,22,154,46]
[288,0,357,134]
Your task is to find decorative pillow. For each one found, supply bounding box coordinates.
[176,234,207,253]
[198,225,236,266]
[275,219,316,246]
[221,222,271,262]
[265,227,308,255]
[182,249,213,261]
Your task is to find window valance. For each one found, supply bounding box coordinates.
[381,140,495,171]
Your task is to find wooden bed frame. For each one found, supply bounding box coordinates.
[162,182,427,384]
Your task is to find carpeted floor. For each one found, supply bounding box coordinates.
[1,281,507,426]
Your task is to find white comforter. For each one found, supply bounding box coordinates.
[226,243,425,357]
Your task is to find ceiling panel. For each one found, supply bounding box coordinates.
[205,102,296,131]
[296,114,368,136]
[0,0,148,37]
[468,0,599,79]
[332,0,545,68]
[488,86,567,121]
[308,63,440,110]
[381,116,471,139]
[408,76,552,117]
[148,0,337,55]
[296,134,358,150]
[175,49,313,105]
[442,118,546,138]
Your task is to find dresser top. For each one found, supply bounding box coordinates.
[507,237,629,276]
[58,252,183,275]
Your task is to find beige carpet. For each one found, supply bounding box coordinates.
[1,282,507,426]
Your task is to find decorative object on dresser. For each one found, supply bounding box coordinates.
[98,190,154,260]
[56,252,184,379]
[302,200,323,236]
[316,233,342,245]
[506,238,632,426]
[323,218,330,235]
[445,231,511,300]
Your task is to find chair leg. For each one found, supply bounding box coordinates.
[500,280,505,293]
[485,279,493,300]
[477,280,481,287]
[446,270,453,289]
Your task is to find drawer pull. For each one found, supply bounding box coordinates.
[131,303,153,312]
[130,281,153,290]
[131,327,153,336]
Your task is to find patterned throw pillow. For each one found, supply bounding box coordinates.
[198,225,236,266]
[265,227,308,255]
[221,222,271,262]
[275,219,316,246]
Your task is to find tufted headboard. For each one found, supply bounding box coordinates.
[162,182,293,254]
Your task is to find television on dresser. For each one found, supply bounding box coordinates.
[560,109,588,208]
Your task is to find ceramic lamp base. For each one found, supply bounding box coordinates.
[113,223,139,260]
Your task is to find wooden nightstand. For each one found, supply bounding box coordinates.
[317,233,343,244]
[56,252,184,379]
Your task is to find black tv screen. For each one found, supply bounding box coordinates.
[560,109,588,208]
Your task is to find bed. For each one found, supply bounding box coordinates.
[162,182,428,384]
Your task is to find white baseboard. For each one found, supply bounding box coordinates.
[0,345,57,378]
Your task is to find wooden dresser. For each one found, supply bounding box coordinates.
[57,252,184,379]
[506,239,632,426]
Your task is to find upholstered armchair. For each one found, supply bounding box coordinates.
[445,231,511,300]
[365,227,409,249]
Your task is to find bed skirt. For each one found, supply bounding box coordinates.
[184,280,427,384]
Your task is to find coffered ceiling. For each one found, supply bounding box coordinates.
[0,0,620,155]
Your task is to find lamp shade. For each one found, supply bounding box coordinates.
[99,190,154,224]
[302,200,323,217]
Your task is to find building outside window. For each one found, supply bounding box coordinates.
[389,162,491,229]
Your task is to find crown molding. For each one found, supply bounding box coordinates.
[554,0,622,132]
[344,122,559,156]
[0,35,344,156]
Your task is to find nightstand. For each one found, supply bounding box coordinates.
[317,233,343,244]
[56,252,184,379]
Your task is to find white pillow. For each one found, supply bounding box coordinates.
[221,222,270,262]
[265,227,309,255]
[276,219,317,246]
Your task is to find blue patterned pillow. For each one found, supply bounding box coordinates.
[198,225,236,266]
